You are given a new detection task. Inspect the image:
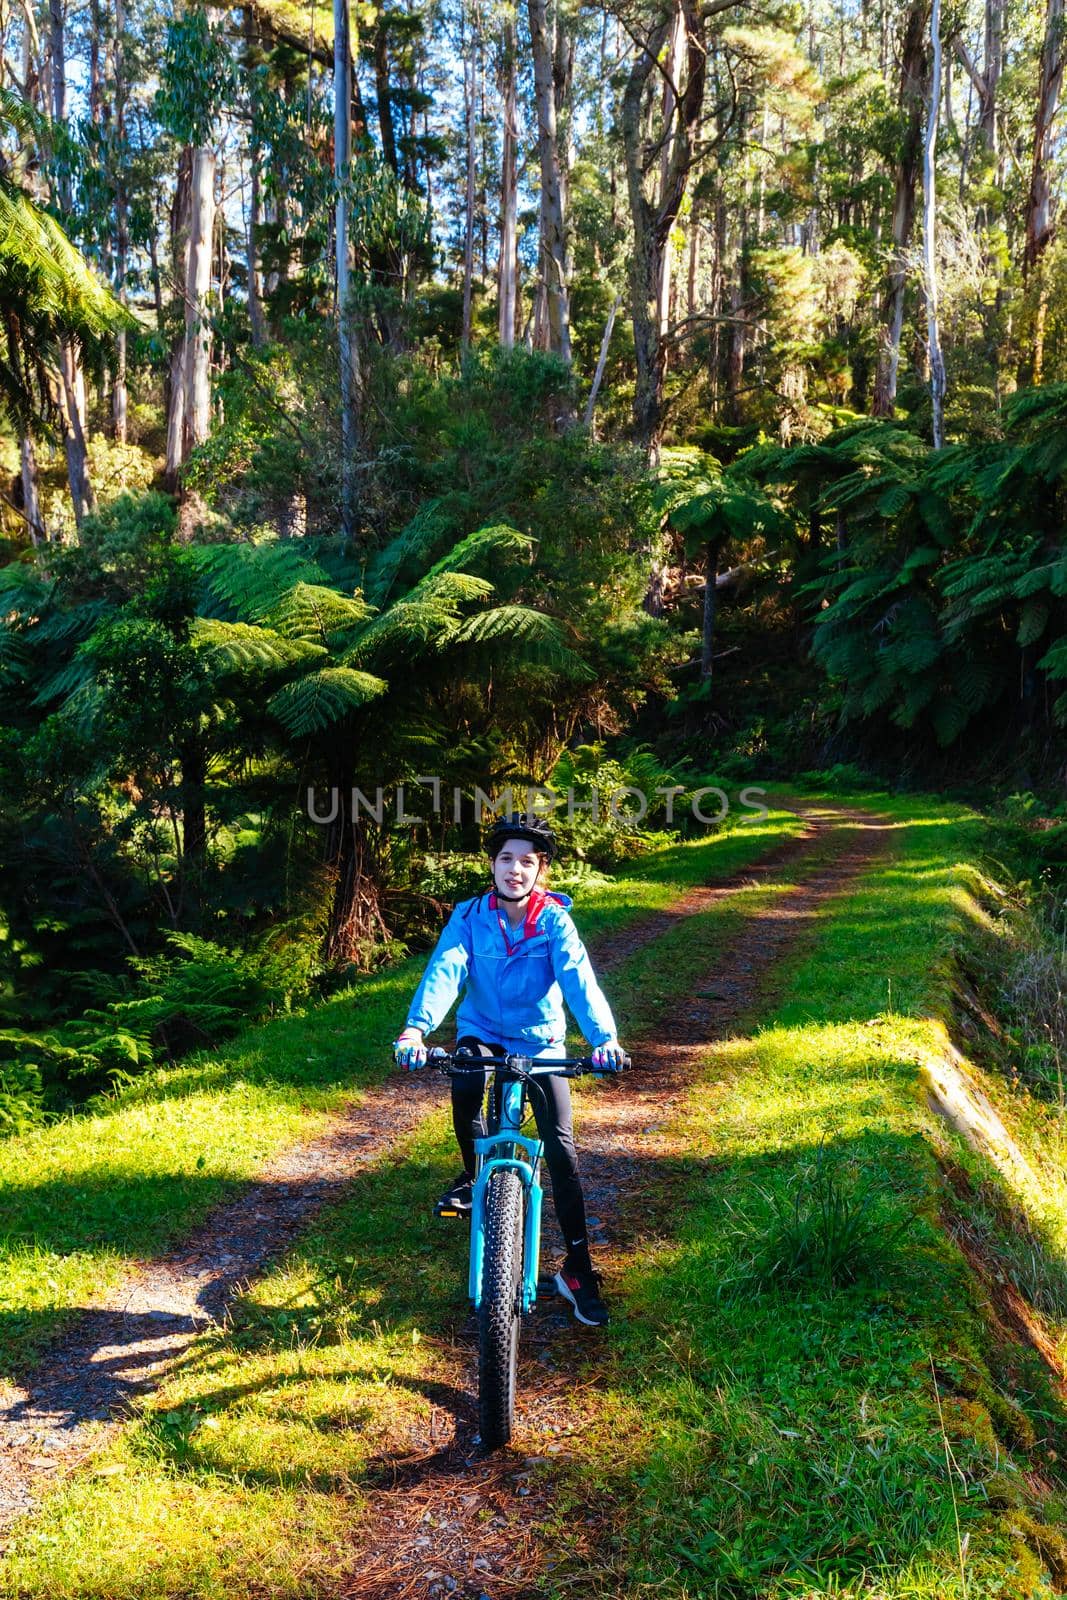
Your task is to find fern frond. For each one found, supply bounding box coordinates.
[264,583,376,644]
[31,653,95,707]
[0,624,28,684]
[422,523,533,583]
[447,605,595,678]
[191,543,327,624]
[191,618,326,675]
[266,666,387,735]
[1017,600,1050,648]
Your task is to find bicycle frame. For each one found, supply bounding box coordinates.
[468,1071,544,1315]
[416,1049,629,1322]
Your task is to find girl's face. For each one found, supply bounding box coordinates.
[492,840,542,900]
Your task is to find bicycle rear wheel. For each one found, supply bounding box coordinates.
[478,1168,524,1450]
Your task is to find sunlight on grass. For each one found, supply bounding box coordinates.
[548,796,1067,1599]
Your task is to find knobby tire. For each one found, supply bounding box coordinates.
[478,1168,524,1450]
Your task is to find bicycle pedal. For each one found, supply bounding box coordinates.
[434,1203,471,1220]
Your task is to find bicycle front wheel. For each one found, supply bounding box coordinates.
[478,1167,524,1450]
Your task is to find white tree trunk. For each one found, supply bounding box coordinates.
[49,0,95,522]
[461,1,477,349]
[923,0,946,446]
[20,433,43,544]
[335,0,359,542]
[583,293,621,428]
[181,145,216,457]
[527,0,571,361]
[655,3,686,369]
[112,0,128,442]
[1025,0,1064,276]
[497,18,518,349]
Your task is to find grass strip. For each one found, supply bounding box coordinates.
[544,794,1067,1599]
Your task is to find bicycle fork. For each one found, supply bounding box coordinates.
[468,1078,544,1315]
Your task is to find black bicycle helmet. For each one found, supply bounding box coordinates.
[485,811,559,862]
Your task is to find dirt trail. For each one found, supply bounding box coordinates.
[0,813,821,1531]
[338,806,894,1600]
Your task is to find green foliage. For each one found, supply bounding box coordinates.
[751,407,1067,751]
[0,1054,45,1132]
[0,927,317,1104]
[156,10,236,145]
[548,742,691,865]
[656,447,789,557]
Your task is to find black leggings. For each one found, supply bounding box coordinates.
[452,1035,590,1260]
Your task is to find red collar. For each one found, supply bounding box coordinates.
[489,887,551,952]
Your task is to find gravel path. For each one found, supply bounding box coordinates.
[0,813,820,1532]
[337,805,894,1599]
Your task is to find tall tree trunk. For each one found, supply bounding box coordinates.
[496,15,518,348]
[701,539,721,680]
[461,0,477,349]
[323,745,387,967]
[165,145,192,487]
[923,0,946,446]
[373,17,398,175]
[181,145,215,458]
[48,0,95,523]
[656,4,686,381]
[952,0,1002,158]
[244,6,266,348]
[179,738,207,924]
[528,0,571,361]
[872,0,928,417]
[1023,0,1063,385]
[583,292,621,429]
[59,352,95,526]
[621,0,711,454]
[335,0,360,543]
[1024,0,1063,277]
[247,156,266,347]
[981,0,1003,150]
[112,0,128,443]
[20,432,42,544]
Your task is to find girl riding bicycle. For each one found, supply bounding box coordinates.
[394,812,625,1326]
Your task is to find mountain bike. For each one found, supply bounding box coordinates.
[419,1048,629,1451]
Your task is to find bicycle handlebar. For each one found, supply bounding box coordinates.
[422,1050,631,1079]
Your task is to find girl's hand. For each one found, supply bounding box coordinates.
[592,1038,627,1072]
[394,1028,427,1070]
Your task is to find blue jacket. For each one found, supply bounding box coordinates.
[404,889,617,1051]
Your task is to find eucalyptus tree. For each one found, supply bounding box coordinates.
[335,0,360,541]
[157,7,236,485]
[1024,0,1064,383]
[528,0,571,361]
[872,0,930,419]
[618,0,737,453]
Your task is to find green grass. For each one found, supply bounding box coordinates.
[0,809,804,1381]
[0,807,821,1598]
[544,794,1067,1599]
